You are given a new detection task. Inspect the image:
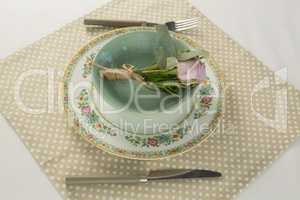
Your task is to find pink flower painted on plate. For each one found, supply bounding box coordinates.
[82,106,91,114]
[147,138,158,147]
[201,96,212,104]
[177,59,206,82]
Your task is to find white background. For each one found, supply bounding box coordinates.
[0,0,299,199]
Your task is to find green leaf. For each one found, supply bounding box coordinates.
[166,57,178,69]
[139,64,159,72]
[177,49,209,61]
[155,25,177,68]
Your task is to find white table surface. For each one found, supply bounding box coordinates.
[0,0,299,199]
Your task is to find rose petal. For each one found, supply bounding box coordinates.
[177,59,206,82]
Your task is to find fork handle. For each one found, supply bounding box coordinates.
[84,19,152,27]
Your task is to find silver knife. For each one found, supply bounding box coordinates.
[65,169,222,185]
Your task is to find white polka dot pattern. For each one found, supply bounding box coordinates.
[0,0,299,200]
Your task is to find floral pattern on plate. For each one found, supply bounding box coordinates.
[125,126,189,147]
[82,53,96,78]
[76,89,117,136]
[75,77,216,148]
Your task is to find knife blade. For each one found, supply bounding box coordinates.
[65,169,222,185]
[147,169,222,181]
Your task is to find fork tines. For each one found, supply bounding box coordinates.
[174,17,200,31]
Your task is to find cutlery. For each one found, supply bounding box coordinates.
[84,17,200,32]
[65,169,222,185]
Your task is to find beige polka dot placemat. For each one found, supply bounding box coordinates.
[0,0,299,199]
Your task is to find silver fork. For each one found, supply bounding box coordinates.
[84,17,200,32]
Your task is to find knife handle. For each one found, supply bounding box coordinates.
[65,176,148,185]
[84,19,149,27]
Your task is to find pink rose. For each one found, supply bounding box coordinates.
[177,59,206,82]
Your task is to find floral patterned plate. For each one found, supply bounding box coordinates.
[63,27,222,160]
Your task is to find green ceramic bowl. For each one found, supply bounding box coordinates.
[92,30,195,134]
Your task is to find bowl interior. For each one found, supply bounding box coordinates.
[93,31,192,113]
